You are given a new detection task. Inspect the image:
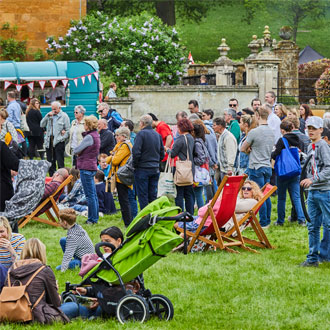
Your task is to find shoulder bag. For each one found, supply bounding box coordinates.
[0,265,45,322]
[274,137,301,178]
[116,142,135,186]
[157,157,176,197]
[174,135,193,186]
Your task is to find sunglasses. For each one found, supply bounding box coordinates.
[74,111,79,114]
[242,186,252,191]
[229,104,237,108]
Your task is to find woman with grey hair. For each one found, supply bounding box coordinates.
[106,126,133,226]
[68,105,86,166]
[323,112,330,130]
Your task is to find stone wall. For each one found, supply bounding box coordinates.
[125,85,259,124]
[0,0,86,54]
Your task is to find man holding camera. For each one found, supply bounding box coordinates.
[40,101,70,176]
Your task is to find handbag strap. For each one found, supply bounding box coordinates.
[7,265,45,288]
[183,134,190,161]
[282,137,290,150]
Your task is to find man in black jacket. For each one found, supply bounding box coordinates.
[132,114,164,210]
[0,141,19,212]
[97,119,115,155]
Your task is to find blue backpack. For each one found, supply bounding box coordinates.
[275,137,301,178]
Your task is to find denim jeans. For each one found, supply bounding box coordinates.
[194,186,205,209]
[72,204,88,213]
[134,168,160,211]
[175,185,195,215]
[276,175,305,224]
[306,190,330,263]
[128,184,138,219]
[248,167,272,226]
[56,237,81,270]
[320,217,330,262]
[80,169,99,223]
[60,302,102,319]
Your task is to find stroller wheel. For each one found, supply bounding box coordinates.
[61,292,77,304]
[116,294,150,324]
[149,294,174,321]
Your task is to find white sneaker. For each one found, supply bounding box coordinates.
[81,210,88,217]
[99,212,104,218]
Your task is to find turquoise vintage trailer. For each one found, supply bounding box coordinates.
[0,60,100,121]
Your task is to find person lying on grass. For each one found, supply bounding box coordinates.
[175,180,263,235]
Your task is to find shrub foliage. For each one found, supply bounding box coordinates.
[298,58,330,103]
[46,12,186,93]
[315,66,330,105]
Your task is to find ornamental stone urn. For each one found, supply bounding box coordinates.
[279,26,293,40]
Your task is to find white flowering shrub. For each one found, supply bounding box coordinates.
[46,12,186,91]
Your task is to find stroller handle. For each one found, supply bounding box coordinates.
[95,242,117,258]
[157,211,194,222]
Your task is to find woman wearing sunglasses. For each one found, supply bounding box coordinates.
[175,180,263,235]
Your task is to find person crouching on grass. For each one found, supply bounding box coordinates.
[56,209,94,272]
[300,117,330,267]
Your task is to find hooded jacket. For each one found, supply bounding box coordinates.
[5,259,68,324]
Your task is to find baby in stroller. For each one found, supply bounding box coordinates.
[60,196,187,324]
[60,226,126,319]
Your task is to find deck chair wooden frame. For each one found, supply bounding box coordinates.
[177,175,257,254]
[223,184,277,249]
[18,175,73,228]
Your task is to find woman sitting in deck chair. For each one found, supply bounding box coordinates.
[175,180,263,235]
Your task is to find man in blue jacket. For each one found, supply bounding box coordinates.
[132,114,164,210]
[98,102,122,133]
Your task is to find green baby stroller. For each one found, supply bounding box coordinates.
[62,196,193,324]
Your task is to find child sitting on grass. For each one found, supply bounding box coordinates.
[95,170,116,215]
[56,209,94,272]
[97,153,111,177]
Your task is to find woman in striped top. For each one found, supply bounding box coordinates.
[0,216,26,269]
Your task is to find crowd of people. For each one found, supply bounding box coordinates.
[0,89,330,323]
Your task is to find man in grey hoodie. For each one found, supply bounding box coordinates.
[300,116,330,267]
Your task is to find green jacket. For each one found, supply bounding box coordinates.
[228,119,240,144]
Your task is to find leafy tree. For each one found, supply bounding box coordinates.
[243,0,328,42]
[0,23,27,61]
[46,12,186,94]
[87,0,224,26]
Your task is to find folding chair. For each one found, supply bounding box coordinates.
[177,175,256,253]
[224,184,277,249]
[18,175,73,228]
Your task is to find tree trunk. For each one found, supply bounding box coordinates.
[155,0,176,26]
[292,12,300,42]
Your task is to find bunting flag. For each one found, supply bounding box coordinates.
[27,82,34,91]
[2,71,99,91]
[50,80,57,89]
[188,51,194,64]
[62,79,69,88]
[39,80,46,90]
[4,81,12,90]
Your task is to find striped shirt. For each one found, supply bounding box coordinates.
[61,224,94,272]
[0,233,26,269]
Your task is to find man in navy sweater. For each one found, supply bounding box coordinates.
[132,114,164,210]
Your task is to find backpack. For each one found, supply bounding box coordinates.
[116,142,135,186]
[5,123,25,159]
[0,265,45,323]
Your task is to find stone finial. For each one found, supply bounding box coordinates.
[217,38,230,57]
[263,25,272,49]
[248,35,260,58]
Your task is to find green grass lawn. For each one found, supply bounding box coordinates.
[3,193,330,329]
[177,2,330,63]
